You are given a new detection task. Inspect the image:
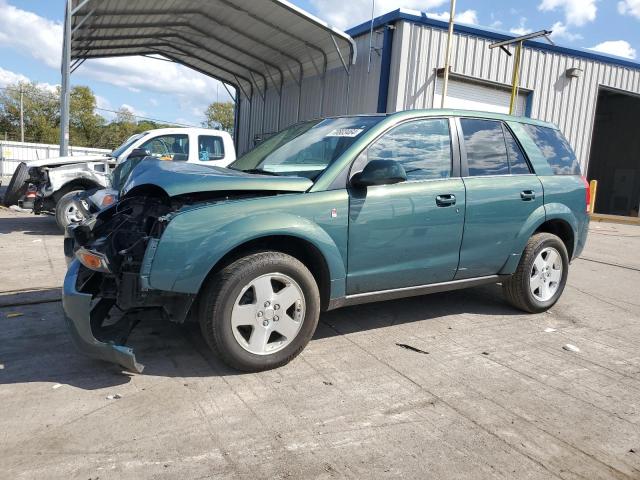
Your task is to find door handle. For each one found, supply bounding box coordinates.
[520,190,536,201]
[436,194,456,207]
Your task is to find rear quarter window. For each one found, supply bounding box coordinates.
[522,124,581,175]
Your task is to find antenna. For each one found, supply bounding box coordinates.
[367,0,376,73]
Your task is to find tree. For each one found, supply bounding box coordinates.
[203,102,234,132]
[69,85,105,147]
[0,81,58,143]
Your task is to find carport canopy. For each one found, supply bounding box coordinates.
[59,0,358,155]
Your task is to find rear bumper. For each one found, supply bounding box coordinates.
[62,260,144,373]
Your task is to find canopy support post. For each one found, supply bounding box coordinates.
[331,34,351,115]
[59,0,72,156]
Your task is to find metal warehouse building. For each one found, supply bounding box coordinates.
[236,9,640,218]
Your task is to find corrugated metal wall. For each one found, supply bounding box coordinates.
[387,21,640,170]
[237,32,382,154]
[237,17,640,170]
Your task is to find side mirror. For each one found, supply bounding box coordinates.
[351,159,407,188]
[127,148,151,160]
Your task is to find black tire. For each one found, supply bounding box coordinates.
[199,251,320,372]
[55,190,85,231]
[503,233,569,313]
[3,162,29,207]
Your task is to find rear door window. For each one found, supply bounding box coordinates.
[198,135,225,161]
[503,125,531,174]
[521,124,581,175]
[460,119,509,176]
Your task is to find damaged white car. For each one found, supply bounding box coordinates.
[3,128,235,230]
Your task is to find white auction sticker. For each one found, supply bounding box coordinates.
[326,128,364,138]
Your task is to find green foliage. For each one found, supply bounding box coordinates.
[203,101,235,132]
[0,81,59,143]
[0,82,172,149]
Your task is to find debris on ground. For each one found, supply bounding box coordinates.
[52,384,63,390]
[396,343,429,355]
[0,363,5,369]
[8,205,31,213]
[563,344,580,353]
[481,351,490,356]
[6,312,23,318]
[544,327,557,333]
[322,380,333,386]
[106,394,122,400]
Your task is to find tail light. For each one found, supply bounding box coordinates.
[581,176,590,213]
[26,185,37,199]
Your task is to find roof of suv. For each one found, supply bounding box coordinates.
[386,109,557,129]
[319,110,557,130]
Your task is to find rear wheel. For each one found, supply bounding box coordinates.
[3,162,29,207]
[503,233,569,313]
[199,251,320,371]
[55,190,85,231]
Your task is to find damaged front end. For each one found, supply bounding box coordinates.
[62,194,194,373]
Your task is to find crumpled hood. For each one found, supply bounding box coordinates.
[122,158,313,197]
[26,154,112,168]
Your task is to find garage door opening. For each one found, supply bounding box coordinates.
[434,74,530,116]
[588,88,640,217]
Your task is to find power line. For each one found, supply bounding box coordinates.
[0,85,199,127]
[94,107,198,127]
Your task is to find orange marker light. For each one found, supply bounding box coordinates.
[78,251,103,270]
[101,194,117,208]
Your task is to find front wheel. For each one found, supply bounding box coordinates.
[503,233,569,313]
[55,190,85,231]
[199,252,320,371]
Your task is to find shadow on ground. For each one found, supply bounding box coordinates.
[0,283,521,390]
[0,214,60,235]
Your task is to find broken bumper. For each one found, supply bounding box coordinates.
[62,260,144,373]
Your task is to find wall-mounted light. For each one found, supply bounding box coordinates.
[566,67,583,79]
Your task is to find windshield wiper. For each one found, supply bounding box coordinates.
[242,168,280,176]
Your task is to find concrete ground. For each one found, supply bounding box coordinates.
[1,208,639,479]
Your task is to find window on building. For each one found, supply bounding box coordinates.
[140,134,189,161]
[366,118,452,181]
[521,124,581,175]
[461,119,510,176]
[198,135,225,161]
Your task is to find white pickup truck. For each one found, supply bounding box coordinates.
[4,128,236,229]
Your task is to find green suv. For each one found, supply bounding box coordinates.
[63,110,590,373]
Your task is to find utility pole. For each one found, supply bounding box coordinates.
[19,85,24,143]
[440,0,456,108]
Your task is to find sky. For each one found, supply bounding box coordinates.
[0,0,638,127]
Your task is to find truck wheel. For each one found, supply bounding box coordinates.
[3,162,29,207]
[199,251,320,372]
[55,190,85,231]
[503,233,569,313]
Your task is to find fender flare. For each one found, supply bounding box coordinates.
[499,203,577,274]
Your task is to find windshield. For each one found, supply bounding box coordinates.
[230,116,383,179]
[110,132,148,158]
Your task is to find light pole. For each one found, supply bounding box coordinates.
[440,0,456,108]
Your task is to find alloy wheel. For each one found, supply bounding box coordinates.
[529,247,563,302]
[230,273,305,355]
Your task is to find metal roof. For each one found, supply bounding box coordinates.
[347,8,640,71]
[68,0,357,99]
